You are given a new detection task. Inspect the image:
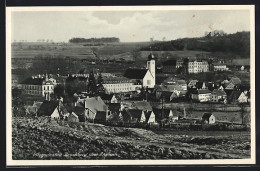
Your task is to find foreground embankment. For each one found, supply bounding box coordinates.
[12,117,251,160]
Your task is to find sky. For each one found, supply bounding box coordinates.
[11,10,250,42]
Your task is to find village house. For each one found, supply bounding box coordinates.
[202,113,216,124]
[230,76,242,86]
[211,89,227,103]
[37,100,61,119]
[83,96,108,123]
[67,112,79,122]
[127,109,146,123]
[191,89,212,102]
[101,94,121,103]
[228,91,248,104]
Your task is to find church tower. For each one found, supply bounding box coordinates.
[147,53,156,78]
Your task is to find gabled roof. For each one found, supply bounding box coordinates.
[230,77,241,85]
[177,80,186,85]
[21,77,44,85]
[84,96,107,113]
[212,89,227,96]
[152,108,171,121]
[228,91,243,100]
[124,68,148,79]
[193,89,211,94]
[37,100,59,116]
[202,113,213,120]
[101,94,114,101]
[162,59,176,66]
[132,101,152,111]
[69,112,79,119]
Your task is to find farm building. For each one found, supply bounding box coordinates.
[202,113,215,124]
[37,100,61,119]
[83,96,108,123]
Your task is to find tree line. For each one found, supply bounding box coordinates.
[140,31,250,58]
[69,37,120,43]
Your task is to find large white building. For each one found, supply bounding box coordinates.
[103,77,142,94]
[21,74,56,100]
[188,60,209,74]
[213,63,229,71]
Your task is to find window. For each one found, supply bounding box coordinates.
[147,80,151,85]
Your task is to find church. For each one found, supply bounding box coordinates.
[124,53,156,88]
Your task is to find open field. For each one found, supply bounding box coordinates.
[12,117,250,160]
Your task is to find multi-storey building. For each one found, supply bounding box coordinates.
[213,63,229,71]
[21,75,56,100]
[188,60,209,73]
[103,77,142,94]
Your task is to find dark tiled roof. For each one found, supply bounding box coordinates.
[128,109,143,120]
[73,106,85,116]
[162,59,176,66]
[152,108,171,121]
[124,69,148,79]
[144,111,153,122]
[37,100,59,116]
[202,113,213,120]
[193,89,211,94]
[228,91,242,100]
[21,77,44,85]
[231,77,241,85]
[132,101,152,111]
[107,103,120,114]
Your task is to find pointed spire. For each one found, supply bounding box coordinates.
[45,72,49,81]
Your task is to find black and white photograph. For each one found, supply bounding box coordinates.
[6,5,255,165]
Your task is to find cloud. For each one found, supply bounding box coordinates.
[11,10,250,42]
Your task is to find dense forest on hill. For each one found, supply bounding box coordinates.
[69,37,120,43]
[140,32,250,58]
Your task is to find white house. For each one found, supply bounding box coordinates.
[202,113,215,124]
[191,89,212,102]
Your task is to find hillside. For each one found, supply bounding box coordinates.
[140,32,250,59]
[12,117,250,160]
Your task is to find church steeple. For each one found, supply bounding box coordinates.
[147,53,156,78]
